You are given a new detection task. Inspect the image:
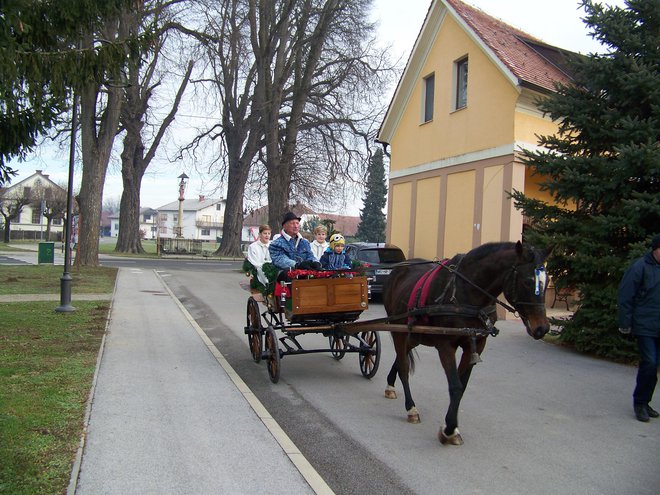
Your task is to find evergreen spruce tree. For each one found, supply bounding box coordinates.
[511,0,659,360]
[356,148,387,243]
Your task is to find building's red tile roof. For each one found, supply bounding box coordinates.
[243,204,360,237]
[446,0,576,92]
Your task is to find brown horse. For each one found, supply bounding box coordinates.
[382,241,551,445]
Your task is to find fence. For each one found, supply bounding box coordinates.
[158,237,204,255]
[0,229,63,242]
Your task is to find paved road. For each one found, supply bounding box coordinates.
[162,266,659,495]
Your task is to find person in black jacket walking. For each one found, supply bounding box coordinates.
[618,234,660,422]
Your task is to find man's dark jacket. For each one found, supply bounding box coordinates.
[618,251,660,337]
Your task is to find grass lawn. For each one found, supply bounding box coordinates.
[0,266,117,494]
[0,301,111,495]
[0,265,117,295]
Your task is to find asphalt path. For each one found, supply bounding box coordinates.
[158,265,659,495]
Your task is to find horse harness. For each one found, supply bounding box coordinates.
[380,255,546,363]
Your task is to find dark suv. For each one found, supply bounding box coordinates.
[345,242,406,296]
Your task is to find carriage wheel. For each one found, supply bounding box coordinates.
[359,331,380,379]
[329,334,347,360]
[246,297,263,363]
[265,326,281,383]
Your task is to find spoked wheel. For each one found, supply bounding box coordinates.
[329,334,347,360]
[264,326,281,383]
[359,331,381,379]
[246,297,263,363]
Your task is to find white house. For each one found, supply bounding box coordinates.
[109,207,159,238]
[156,196,225,241]
[0,170,66,240]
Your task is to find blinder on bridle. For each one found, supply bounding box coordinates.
[503,254,548,323]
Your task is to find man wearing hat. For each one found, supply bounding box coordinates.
[269,211,321,271]
[618,234,660,422]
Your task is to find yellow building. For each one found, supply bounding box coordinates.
[377,0,575,260]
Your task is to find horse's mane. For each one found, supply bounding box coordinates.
[459,241,517,263]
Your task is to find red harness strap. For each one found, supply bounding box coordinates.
[407,260,449,325]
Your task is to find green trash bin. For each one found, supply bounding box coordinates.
[38,242,55,264]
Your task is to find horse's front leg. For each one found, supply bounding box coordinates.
[437,344,464,445]
[457,336,487,390]
[385,362,398,399]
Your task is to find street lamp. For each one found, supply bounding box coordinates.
[176,173,188,238]
[56,92,78,313]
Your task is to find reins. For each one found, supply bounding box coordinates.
[375,251,547,335]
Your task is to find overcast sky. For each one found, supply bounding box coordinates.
[15,0,628,212]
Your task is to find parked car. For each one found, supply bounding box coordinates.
[345,242,406,297]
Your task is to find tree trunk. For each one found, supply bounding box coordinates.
[45,218,52,241]
[78,78,123,266]
[116,142,145,253]
[216,162,249,257]
[116,127,145,253]
[3,219,10,243]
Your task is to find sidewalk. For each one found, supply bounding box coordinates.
[70,268,326,494]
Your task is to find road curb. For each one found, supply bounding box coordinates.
[155,270,334,495]
[66,276,119,494]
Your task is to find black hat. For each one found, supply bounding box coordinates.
[281,211,302,225]
[651,234,660,250]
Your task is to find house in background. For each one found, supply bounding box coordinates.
[0,170,66,241]
[241,202,360,243]
[377,0,574,260]
[242,202,316,242]
[156,195,225,241]
[108,207,159,238]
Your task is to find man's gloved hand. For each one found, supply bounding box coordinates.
[618,327,631,335]
[295,260,322,270]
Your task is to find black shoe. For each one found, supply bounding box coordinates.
[647,404,659,418]
[634,404,650,422]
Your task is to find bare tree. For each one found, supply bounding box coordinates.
[77,8,134,265]
[116,0,195,254]
[0,189,32,243]
[248,0,388,232]
[30,182,69,242]
[188,0,390,254]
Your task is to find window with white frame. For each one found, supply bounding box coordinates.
[454,57,468,110]
[423,73,435,122]
[32,209,41,224]
[201,228,211,236]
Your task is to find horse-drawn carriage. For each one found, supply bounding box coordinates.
[244,270,382,383]
[243,241,552,445]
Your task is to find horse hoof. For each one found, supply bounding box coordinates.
[407,407,420,423]
[439,427,463,445]
[384,386,397,399]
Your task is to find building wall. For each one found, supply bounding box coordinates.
[384,13,566,260]
[389,14,518,174]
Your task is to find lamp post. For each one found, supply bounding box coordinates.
[176,173,188,238]
[56,92,78,313]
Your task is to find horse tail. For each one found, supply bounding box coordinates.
[405,332,416,374]
[408,349,416,374]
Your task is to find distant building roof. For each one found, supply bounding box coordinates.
[243,202,316,226]
[446,0,576,92]
[318,213,360,237]
[157,197,224,212]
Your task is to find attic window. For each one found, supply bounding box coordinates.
[423,73,435,123]
[454,56,468,110]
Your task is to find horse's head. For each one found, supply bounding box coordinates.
[503,241,552,340]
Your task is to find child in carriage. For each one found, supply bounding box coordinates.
[320,233,352,270]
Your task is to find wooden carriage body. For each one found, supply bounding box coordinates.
[288,276,369,321]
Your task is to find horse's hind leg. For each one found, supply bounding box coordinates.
[437,346,464,445]
[385,362,398,399]
[388,334,419,422]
